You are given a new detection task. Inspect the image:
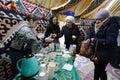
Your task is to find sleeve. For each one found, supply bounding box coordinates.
[86,27,95,40]
[56,26,60,36]
[75,26,80,39]
[93,24,119,46]
[21,27,42,45]
[44,26,51,38]
[57,26,65,38]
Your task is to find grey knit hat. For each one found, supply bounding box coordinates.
[95,8,110,19]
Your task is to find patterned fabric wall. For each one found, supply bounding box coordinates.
[0,1,50,79]
[0,0,51,48]
[0,0,51,19]
[0,10,23,48]
[0,53,13,80]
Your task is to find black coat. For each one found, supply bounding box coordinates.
[87,16,120,68]
[111,16,120,69]
[44,24,60,43]
[58,23,80,49]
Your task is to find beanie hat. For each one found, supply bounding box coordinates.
[65,16,75,23]
[95,8,110,19]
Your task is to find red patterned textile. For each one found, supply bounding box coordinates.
[0,16,22,43]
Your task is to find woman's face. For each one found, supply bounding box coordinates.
[95,19,104,24]
[52,17,58,24]
[30,19,38,28]
[33,21,38,27]
[66,20,72,27]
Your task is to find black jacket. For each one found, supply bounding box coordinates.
[58,23,80,49]
[87,16,120,68]
[111,16,120,69]
[44,24,60,43]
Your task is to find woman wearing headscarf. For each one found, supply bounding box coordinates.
[86,8,120,80]
[52,16,80,50]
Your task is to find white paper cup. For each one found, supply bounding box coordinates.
[47,62,57,79]
[40,64,46,72]
[39,72,47,80]
[49,43,55,51]
[60,44,66,50]
[63,54,70,62]
[55,43,60,51]
[49,54,56,62]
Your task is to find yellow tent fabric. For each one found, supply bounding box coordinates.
[59,0,94,16]
[33,0,37,3]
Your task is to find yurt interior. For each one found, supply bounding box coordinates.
[0,0,120,80]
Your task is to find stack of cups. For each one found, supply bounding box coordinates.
[47,62,57,79]
[39,72,47,80]
[39,64,47,80]
[50,54,56,62]
[40,64,47,72]
[55,43,60,51]
[49,43,55,51]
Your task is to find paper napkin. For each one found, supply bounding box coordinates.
[62,64,73,71]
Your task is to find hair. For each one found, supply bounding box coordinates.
[47,15,59,30]
[23,15,38,22]
[49,15,58,25]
